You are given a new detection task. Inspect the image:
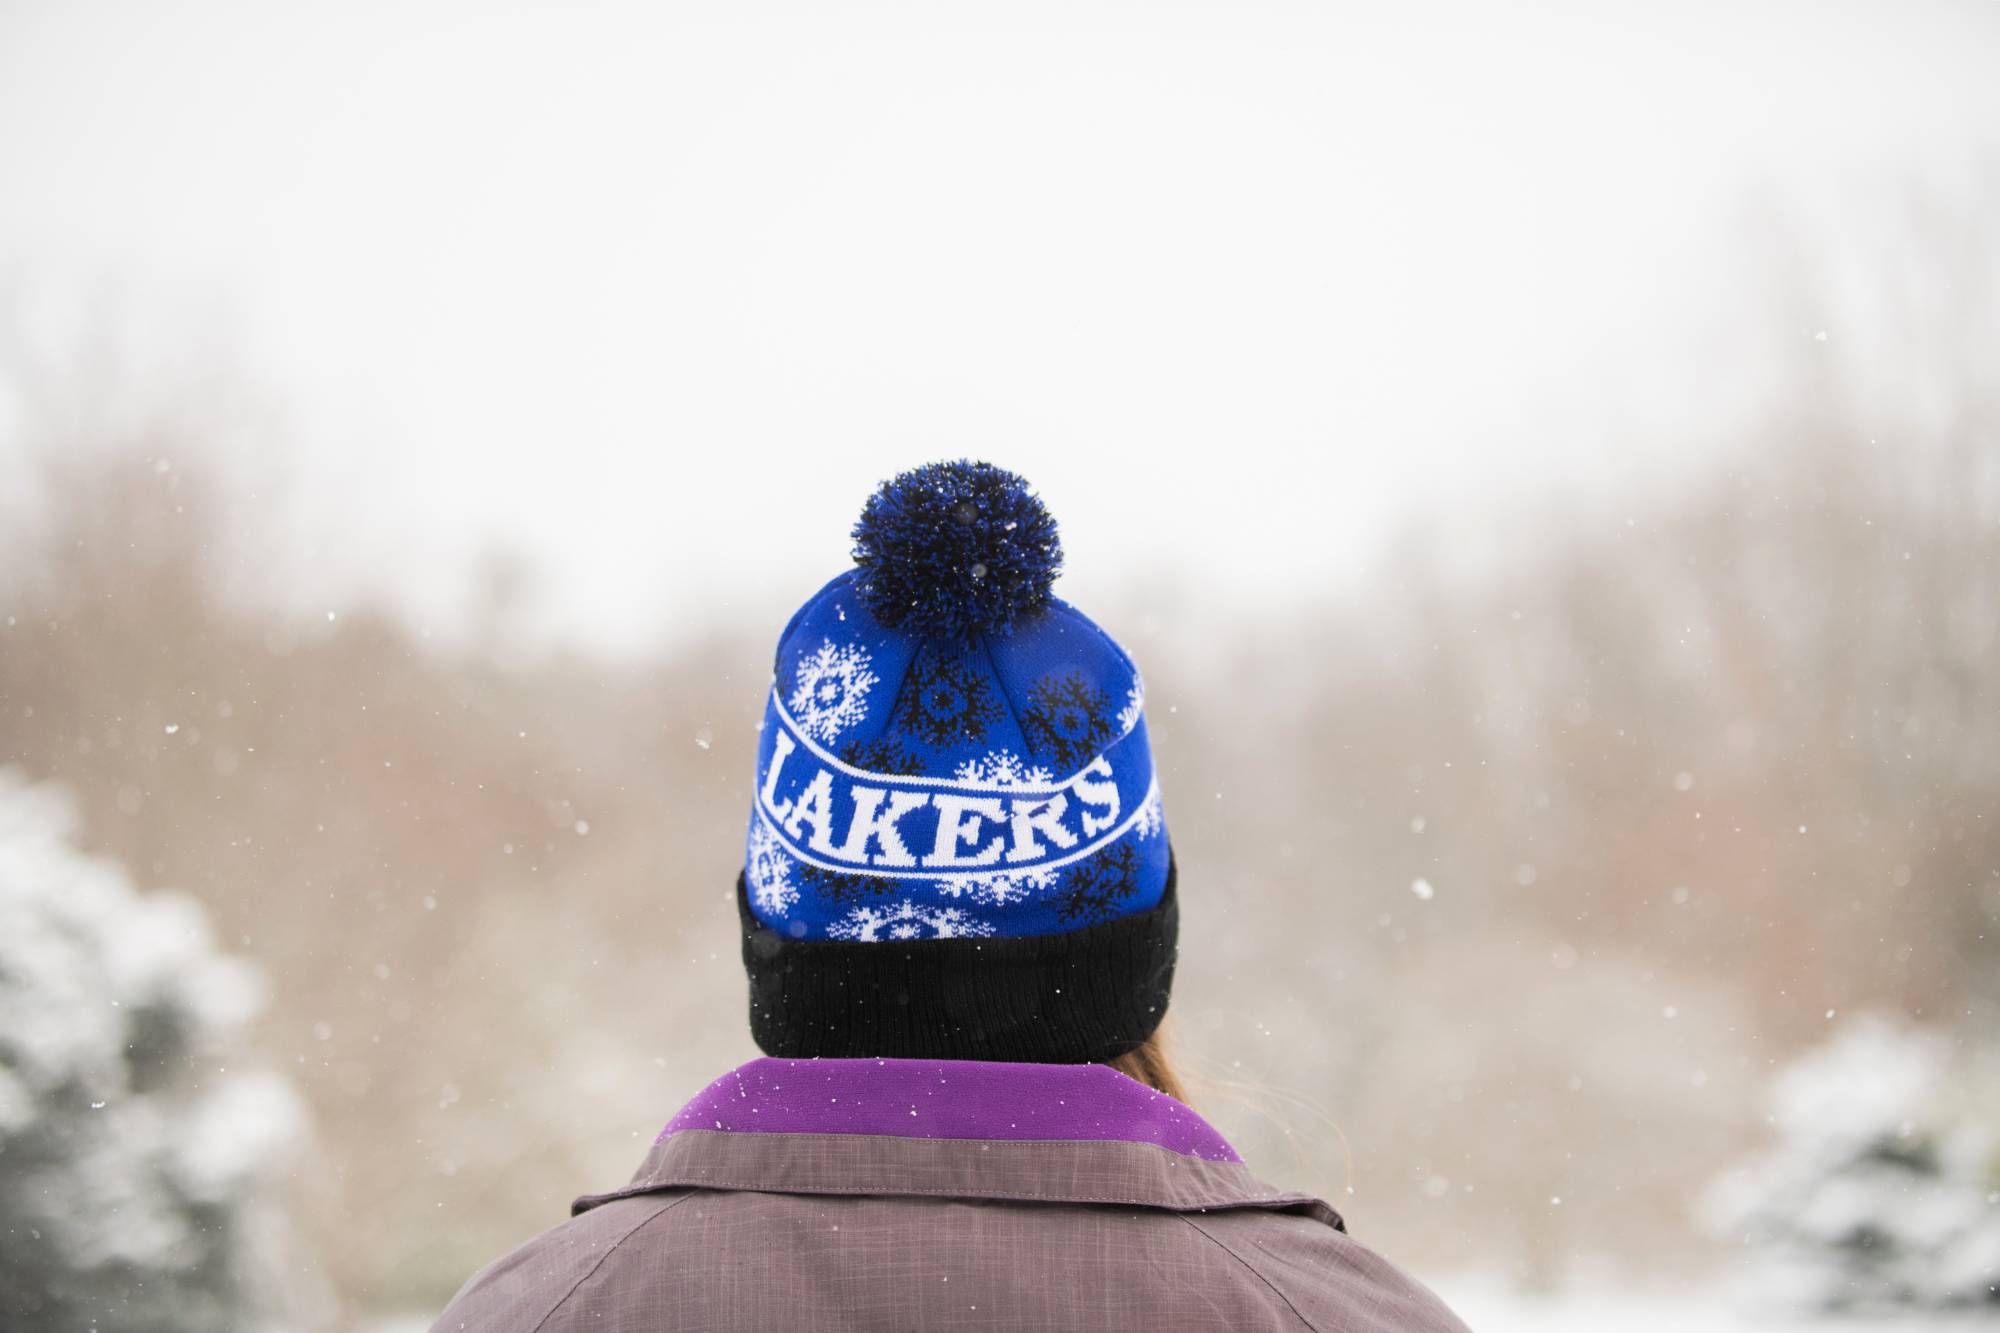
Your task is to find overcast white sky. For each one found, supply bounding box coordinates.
[2,0,1996,655]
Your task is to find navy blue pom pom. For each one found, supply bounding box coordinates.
[850,460,1062,644]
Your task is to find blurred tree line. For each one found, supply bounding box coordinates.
[1,202,1994,1318]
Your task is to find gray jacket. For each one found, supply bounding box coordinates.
[431,1057,1472,1332]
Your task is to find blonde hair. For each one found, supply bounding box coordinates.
[1106,1022,1356,1193]
[1102,1022,1190,1105]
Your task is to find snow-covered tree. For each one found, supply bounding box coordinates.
[1700,1012,2000,1312]
[0,770,321,1330]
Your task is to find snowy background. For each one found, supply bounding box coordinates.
[2,1,1998,1328]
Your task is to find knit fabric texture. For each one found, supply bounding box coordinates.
[739,850,1177,1062]
[744,596,1169,940]
[737,460,1175,1061]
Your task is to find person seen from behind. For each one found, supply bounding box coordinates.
[432,460,1473,1331]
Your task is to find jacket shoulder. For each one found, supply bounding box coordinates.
[429,1194,687,1333]
[1181,1208,1473,1333]
[433,1189,1470,1333]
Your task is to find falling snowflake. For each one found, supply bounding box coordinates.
[1117,674,1146,732]
[827,900,997,942]
[1133,785,1165,839]
[745,821,797,915]
[934,866,1060,906]
[1020,672,1113,770]
[892,649,1003,748]
[787,639,879,742]
[953,748,1053,788]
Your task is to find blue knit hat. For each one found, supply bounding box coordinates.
[736,460,1177,1062]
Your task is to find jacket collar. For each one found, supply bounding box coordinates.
[657,1056,1242,1160]
[572,1057,1345,1230]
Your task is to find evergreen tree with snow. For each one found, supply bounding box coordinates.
[1701,1012,2000,1312]
[0,771,321,1331]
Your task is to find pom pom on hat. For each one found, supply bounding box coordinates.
[849,459,1062,646]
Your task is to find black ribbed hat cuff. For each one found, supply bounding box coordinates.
[738,847,1179,1063]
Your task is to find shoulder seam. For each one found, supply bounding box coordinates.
[582,1173,1309,1211]
[1176,1213,1322,1333]
[529,1193,693,1333]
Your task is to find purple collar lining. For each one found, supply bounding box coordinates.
[660,1057,1242,1163]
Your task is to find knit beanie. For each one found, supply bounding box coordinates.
[738,460,1175,1063]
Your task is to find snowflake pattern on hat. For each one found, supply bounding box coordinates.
[827,900,997,942]
[1020,671,1114,771]
[951,748,1053,788]
[933,866,1061,907]
[893,648,1003,749]
[788,639,878,743]
[1118,675,1146,733]
[745,821,797,915]
[1054,842,1143,925]
[794,859,896,910]
[839,734,924,776]
[1134,785,1166,840]
[744,463,1171,942]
